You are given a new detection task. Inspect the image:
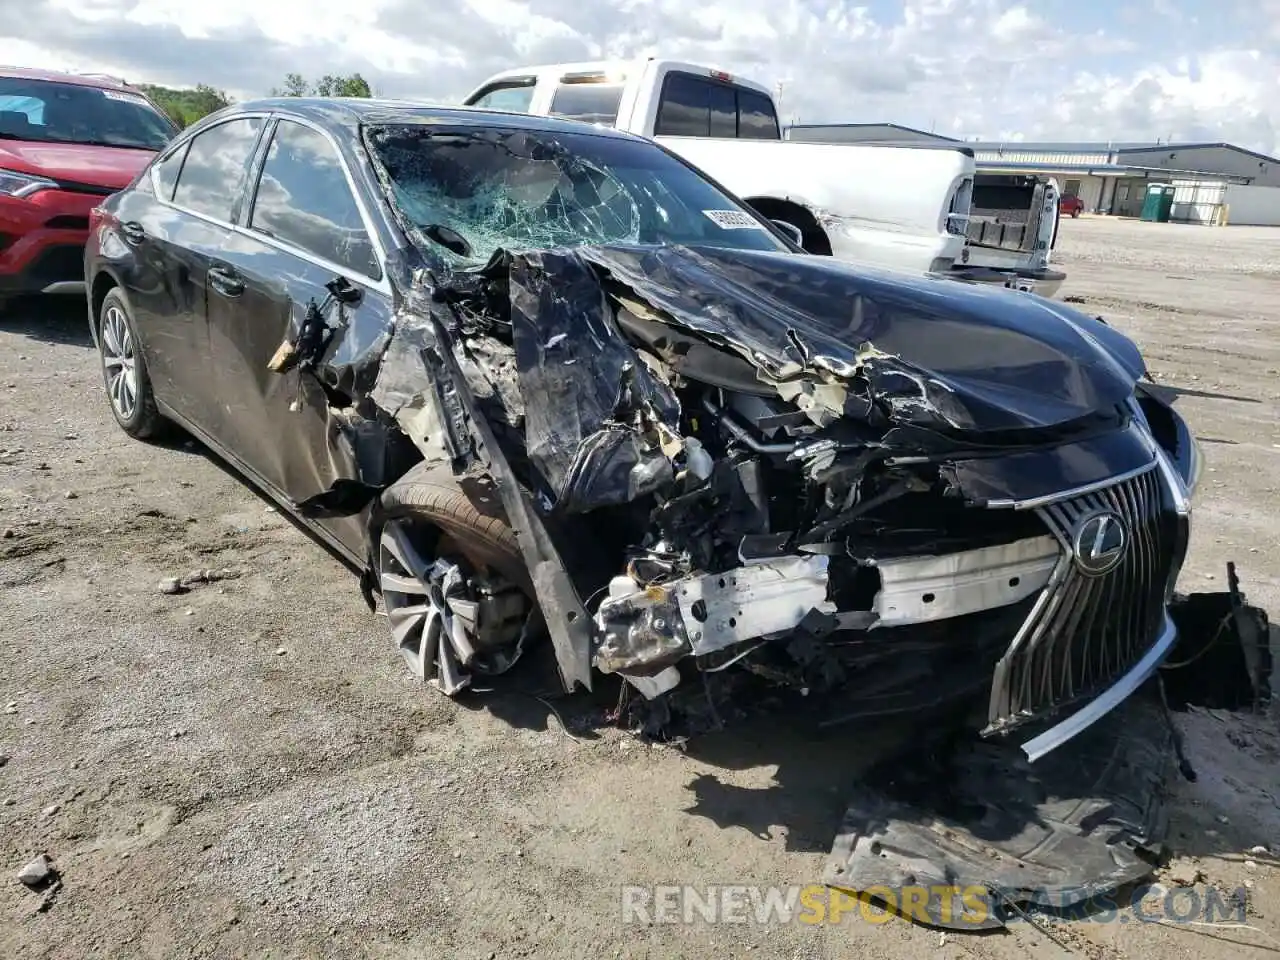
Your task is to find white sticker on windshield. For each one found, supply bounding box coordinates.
[702,209,765,230]
[102,89,149,106]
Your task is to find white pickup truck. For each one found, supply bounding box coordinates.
[462,59,986,280]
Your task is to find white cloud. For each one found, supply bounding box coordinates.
[1,0,1276,155]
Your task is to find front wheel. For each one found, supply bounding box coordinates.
[98,288,165,439]
[374,465,536,695]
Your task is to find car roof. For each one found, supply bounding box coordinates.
[0,65,135,91]
[225,97,647,142]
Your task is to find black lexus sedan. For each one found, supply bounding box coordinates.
[84,99,1203,762]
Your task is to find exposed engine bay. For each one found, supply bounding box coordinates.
[363,241,1200,762]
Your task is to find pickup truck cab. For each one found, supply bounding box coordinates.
[463,60,977,278]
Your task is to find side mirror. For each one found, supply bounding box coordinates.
[770,219,804,248]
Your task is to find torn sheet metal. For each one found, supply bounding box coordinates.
[460,242,1165,510]
[372,276,596,692]
[507,250,683,515]
[370,301,475,470]
[570,243,1147,435]
[823,697,1173,930]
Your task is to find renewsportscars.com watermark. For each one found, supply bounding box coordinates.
[621,883,1249,927]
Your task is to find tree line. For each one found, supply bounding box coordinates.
[139,73,373,128]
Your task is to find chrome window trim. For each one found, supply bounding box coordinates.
[152,110,393,297]
[153,111,271,223]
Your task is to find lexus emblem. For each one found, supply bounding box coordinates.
[1071,510,1129,576]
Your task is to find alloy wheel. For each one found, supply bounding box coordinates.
[378,519,528,694]
[101,304,138,422]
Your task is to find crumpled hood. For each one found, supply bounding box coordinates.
[573,244,1147,435]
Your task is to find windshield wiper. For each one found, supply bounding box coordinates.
[49,138,157,150]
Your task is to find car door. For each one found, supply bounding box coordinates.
[206,115,395,556]
[114,115,266,427]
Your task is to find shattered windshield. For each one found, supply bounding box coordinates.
[365,124,788,263]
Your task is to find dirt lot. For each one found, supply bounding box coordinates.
[2,216,1279,959]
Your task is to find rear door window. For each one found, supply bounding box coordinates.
[654,72,780,139]
[549,82,625,126]
[738,89,780,139]
[151,142,189,201]
[654,73,710,137]
[171,117,264,222]
[248,119,380,279]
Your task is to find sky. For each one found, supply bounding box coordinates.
[1,0,1277,154]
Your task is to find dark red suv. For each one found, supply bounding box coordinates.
[0,67,176,307]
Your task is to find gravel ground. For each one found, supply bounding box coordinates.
[2,216,1279,958]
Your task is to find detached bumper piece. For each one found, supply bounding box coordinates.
[823,697,1173,930]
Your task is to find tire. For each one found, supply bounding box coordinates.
[1071,209,1081,218]
[375,462,527,590]
[97,287,165,440]
[374,463,537,693]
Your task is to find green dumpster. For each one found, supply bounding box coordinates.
[1140,183,1175,222]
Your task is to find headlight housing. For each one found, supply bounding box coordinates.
[1183,429,1204,495]
[1129,389,1201,514]
[0,168,59,198]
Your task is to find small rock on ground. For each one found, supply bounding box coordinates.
[1164,860,1203,886]
[16,854,53,887]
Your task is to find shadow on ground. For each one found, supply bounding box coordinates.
[456,591,1278,933]
[0,296,94,347]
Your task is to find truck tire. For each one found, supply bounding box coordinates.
[744,199,834,256]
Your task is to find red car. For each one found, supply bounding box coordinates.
[0,67,176,307]
[1059,194,1085,218]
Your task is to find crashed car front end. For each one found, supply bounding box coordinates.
[358,123,1201,763]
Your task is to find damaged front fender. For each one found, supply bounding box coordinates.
[368,271,597,693]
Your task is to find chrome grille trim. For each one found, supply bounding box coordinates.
[1019,613,1177,761]
[986,463,1172,734]
[982,455,1157,511]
